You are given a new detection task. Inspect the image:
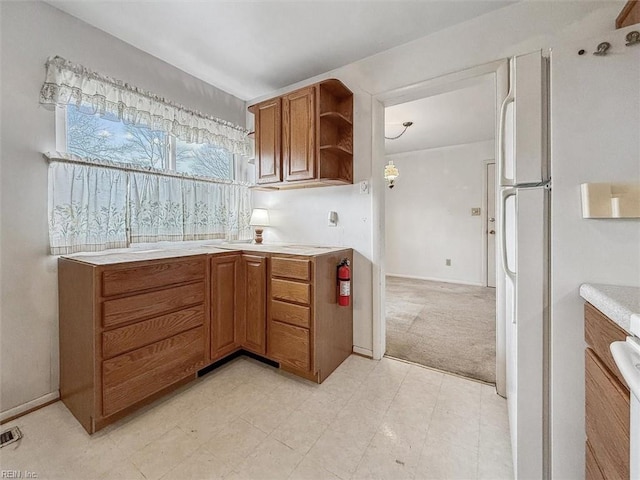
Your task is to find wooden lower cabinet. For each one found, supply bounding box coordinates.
[58,255,209,434]
[210,254,240,360]
[59,248,353,434]
[268,250,353,383]
[584,302,630,479]
[238,254,267,355]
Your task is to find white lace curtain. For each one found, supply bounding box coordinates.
[48,155,253,255]
[39,56,252,157]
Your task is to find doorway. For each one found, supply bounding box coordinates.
[486,162,496,288]
[376,61,507,386]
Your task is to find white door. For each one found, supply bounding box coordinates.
[498,50,549,480]
[486,162,496,288]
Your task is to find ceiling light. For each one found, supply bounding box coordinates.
[384,121,413,140]
[384,161,399,189]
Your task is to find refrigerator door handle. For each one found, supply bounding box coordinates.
[500,188,517,285]
[498,77,515,188]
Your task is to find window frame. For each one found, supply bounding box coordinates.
[56,105,238,181]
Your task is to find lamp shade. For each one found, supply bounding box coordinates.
[249,208,270,227]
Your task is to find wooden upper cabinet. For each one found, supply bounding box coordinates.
[238,254,267,355]
[283,86,316,182]
[249,78,353,189]
[254,98,282,184]
[210,254,240,360]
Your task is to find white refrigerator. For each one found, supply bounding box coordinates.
[497,51,550,480]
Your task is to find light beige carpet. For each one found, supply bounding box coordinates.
[385,276,496,384]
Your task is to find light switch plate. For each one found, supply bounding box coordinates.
[471,208,481,216]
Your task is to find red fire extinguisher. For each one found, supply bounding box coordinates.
[338,259,351,307]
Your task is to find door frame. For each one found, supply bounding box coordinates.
[371,59,509,396]
[483,160,496,288]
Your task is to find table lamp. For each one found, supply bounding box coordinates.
[249,208,270,244]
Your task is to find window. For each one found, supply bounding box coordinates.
[42,57,253,255]
[176,139,233,180]
[64,105,234,179]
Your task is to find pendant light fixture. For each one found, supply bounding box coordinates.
[384,160,399,189]
[384,121,413,140]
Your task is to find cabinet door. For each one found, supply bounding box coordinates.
[238,255,267,354]
[210,254,240,360]
[283,86,316,182]
[255,98,282,184]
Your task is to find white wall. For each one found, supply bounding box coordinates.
[246,1,624,477]
[550,27,640,478]
[0,1,246,415]
[385,140,494,285]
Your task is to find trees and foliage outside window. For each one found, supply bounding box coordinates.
[66,106,233,179]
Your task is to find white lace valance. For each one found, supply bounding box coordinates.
[40,56,252,157]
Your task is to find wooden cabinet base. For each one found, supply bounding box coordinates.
[59,249,353,434]
[90,375,195,433]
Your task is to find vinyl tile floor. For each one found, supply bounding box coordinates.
[1,355,513,480]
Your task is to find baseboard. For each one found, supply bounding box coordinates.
[352,346,373,358]
[0,391,60,424]
[385,273,484,287]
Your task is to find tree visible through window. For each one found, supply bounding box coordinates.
[65,106,233,179]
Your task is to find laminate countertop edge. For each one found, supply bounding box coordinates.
[60,243,352,265]
[580,283,640,335]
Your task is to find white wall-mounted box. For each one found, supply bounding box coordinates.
[580,183,640,218]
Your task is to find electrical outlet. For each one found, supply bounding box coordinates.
[445,259,451,266]
[471,208,481,216]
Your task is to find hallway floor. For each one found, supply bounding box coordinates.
[1,355,512,479]
[386,276,496,383]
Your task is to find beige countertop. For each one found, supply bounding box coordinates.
[61,243,350,266]
[580,283,640,335]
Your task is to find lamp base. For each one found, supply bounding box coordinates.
[254,228,264,244]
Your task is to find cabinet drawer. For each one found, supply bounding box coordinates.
[102,306,204,359]
[271,300,310,328]
[271,257,311,281]
[585,348,629,480]
[269,321,310,371]
[102,327,204,416]
[585,303,629,388]
[271,279,310,305]
[102,282,204,328]
[102,258,205,297]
